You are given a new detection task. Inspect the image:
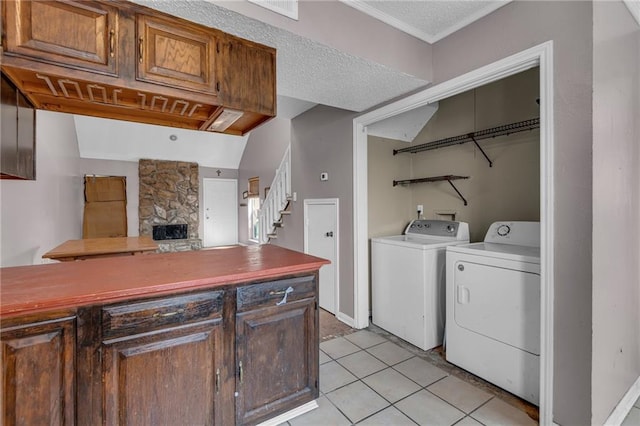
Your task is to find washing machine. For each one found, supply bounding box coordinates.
[446,221,540,405]
[371,220,469,351]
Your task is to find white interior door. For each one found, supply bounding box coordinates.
[203,178,238,247]
[304,199,338,314]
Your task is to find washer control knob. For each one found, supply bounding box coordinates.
[497,224,511,236]
[458,264,464,271]
[446,225,455,233]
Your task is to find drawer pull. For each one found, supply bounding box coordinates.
[139,37,144,63]
[215,368,220,393]
[152,308,184,318]
[239,361,243,384]
[109,29,115,58]
[273,286,294,306]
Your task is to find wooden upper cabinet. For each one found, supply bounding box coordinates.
[136,13,217,94]
[3,0,119,75]
[218,35,276,116]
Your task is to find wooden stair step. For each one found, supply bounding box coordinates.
[273,222,284,228]
[267,233,278,239]
[279,210,291,215]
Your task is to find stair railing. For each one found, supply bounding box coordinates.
[258,145,291,244]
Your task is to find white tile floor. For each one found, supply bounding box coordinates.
[283,330,538,426]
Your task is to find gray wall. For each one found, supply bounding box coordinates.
[211,0,433,81]
[431,1,593,424]
[273,105,357,318]
[591,2,640,423]
[0,111,83,267]
[237,117,292,243]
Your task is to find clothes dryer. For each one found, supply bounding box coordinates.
[446,221,540,405]
[371,220,469,350]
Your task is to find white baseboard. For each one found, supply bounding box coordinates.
[605,375,640,425]
[257,400,319,426]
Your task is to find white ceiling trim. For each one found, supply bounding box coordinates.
[339,0,437,43]
[339,0,511,44]
[431,1,511,42]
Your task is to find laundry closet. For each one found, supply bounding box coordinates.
[367,67,541,408]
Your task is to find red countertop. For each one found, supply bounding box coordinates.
[0,245,329,318]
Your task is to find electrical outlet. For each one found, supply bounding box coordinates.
[320,172,328,181]
[417,204,424,214]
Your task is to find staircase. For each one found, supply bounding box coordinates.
[258,146,292,244]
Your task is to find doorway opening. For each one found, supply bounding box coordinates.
[352,42,554,424]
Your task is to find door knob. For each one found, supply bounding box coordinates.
[325,231,333,237]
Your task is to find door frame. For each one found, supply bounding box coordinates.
[352,41,554,424]
[303,198,340,316]
[202,178,238,247]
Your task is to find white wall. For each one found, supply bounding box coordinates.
[431,1,594,424]
[591,2,640,423]
[0,111,83,267]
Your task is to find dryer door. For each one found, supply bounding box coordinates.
[453,261,540,355]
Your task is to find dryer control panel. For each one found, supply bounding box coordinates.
[404,220,469,240]
[484,221,540,247]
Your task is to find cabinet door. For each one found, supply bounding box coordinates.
[102,320,224,425]
[1,73,35,180]
[3,0,119,75]
[218,37,276,115]
[136,13,216,94]
[236,297,318,425]
[1,316,76,425]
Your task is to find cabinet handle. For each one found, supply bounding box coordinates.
[152,308,184,318]
[139,37,144,63]
[215,368,220,393]
[109,29,115,58]
[239,361,243,384]
[272,286,294,306]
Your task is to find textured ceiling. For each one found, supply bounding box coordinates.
[342,0,510,43]
[134,0,430,112]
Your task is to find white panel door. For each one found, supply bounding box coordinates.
[304,199,338,314]
[203,178,238,247]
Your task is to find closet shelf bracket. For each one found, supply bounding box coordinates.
[470,135,493,167]
[393,175,470,206]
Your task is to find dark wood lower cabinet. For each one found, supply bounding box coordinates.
[102,320,224,425]
[1,273,318,425]
[236,297,318,425]
[1,315,76,426]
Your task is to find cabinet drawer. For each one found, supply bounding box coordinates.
[237,275,316,312]
[103,290,223,338]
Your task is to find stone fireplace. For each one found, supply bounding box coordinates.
[139,159,202,252]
